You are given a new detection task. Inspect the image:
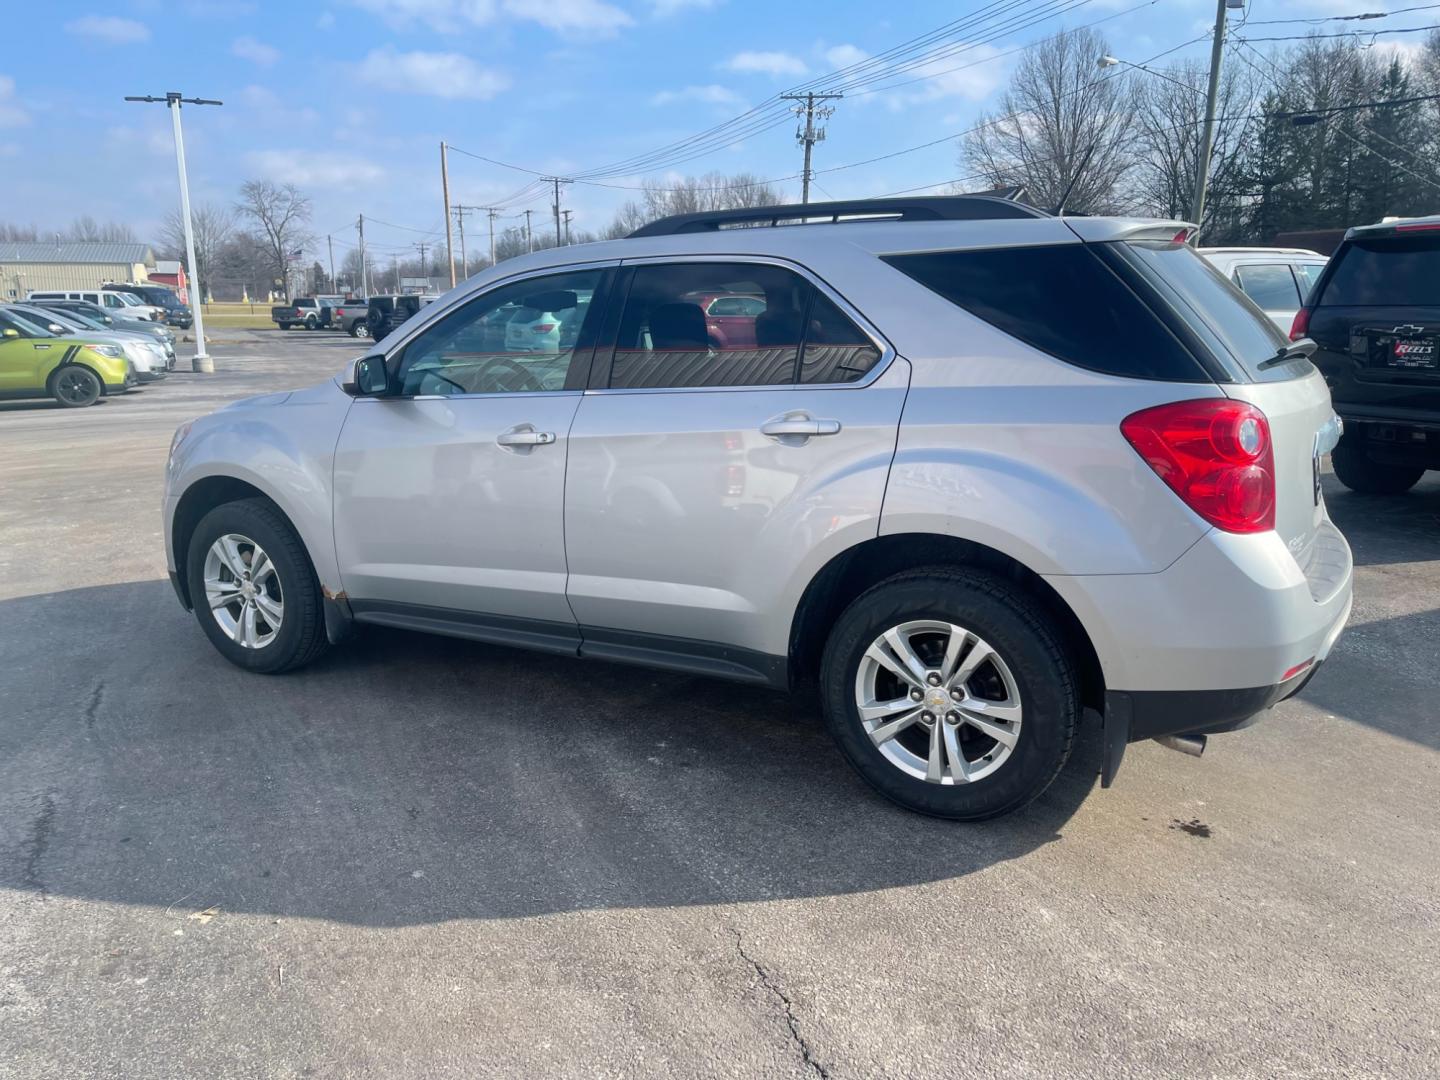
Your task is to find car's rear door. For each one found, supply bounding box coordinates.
[562,258,908,679]
[332,264,615,644]
[1305,230,1440,425]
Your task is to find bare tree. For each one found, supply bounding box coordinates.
[235,180,312,299]
[0,222,39,241]
[961,27,1134,213]
[602,171,785,238]
[156,203,235,301]
[1128,59,1259,237]
[64,215,138,242]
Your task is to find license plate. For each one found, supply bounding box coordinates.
[1390,337,1437,369]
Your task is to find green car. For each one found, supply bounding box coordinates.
[0,308,135,407]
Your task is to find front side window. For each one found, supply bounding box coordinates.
[395,268,604,396]
[608,262,880,390]
[1234,264,1300,310]
[0,310,56,338]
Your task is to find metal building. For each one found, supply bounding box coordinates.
[0,241,157,299]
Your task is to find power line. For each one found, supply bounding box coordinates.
[1243,4,1440,25]
[1235,22,1440,42]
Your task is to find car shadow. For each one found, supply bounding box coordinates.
[1322,472,1440,568]
[0,580,1098,927]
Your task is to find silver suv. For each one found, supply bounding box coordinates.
[163,196,1353,820]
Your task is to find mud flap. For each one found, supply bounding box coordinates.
[1101,691,1132,788]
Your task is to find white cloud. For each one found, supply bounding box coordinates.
[317,11,336,28]
[0,75,28,129]
[344,0,630,35]
[246,149,385,189]
[231,35,280,66]
[355,46,510,100]
[241,84,282,109]
[64,15,151,44]
[650,84,742,107]
[824,44,867,70]
[723,50,808,77]
[507,0,632,34]
[650,0,721,14]
[878,45,1008,110]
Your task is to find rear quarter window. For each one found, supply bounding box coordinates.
[1317,235,1440,307]
[882,244,1211,382]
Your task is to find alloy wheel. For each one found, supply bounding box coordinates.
[202,533,283,649]
[854,620,1023,785]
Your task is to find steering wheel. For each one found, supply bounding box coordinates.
[477,356,546,393]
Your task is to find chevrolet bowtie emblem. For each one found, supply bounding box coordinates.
[1391,324,1426,335]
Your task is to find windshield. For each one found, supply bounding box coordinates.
[113,293,144,307]
[0,309,58,337]
[1319,236,1440,307]
[1114,240,1291,380]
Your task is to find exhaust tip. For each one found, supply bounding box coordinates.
[1155,734,1206,758]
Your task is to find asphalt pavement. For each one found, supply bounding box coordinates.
[1,330,1437,1079]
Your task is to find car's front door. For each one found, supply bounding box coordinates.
[332,266,612,643]
[564,259,908,677]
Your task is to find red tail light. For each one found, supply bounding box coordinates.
[1289,306,1311,342]
[532,323,556,334]
[1121,399,1275,533]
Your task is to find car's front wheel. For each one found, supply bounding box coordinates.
[186,498,330,674]
[49,365,102,408]
[1332,439,1424,495]
[820,568,1078,820]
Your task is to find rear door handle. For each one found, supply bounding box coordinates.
[496,425,556,449]
[760,414,842,439]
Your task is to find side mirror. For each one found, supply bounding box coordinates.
[1,328,18,339]
[342,354,390,396]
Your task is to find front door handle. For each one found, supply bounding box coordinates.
[496,425,556,450]
[760,414,842,439]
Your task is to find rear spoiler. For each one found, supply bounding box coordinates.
[1061,218,1198,244]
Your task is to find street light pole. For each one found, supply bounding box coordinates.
[125,92,221,373]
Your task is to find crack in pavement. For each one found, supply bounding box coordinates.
[84,681,105,730]
[24,794,56,897]
[731,928,830,1079]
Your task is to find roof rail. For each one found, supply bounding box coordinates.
[627,191,1048,238]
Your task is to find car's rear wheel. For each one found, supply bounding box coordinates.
[305,315,317,330]
[1332,439,1425,495]
[819,568,1078,820]
[186,499,329,674]
[49,365,102,408]
[279,323,291,331]
[348,320,362,338]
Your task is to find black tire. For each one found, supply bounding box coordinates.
[348,320,362,338]
[279,322,291,331]
[48,365,102,408]
[1332,439,1425,495]
[185,498,330,674]
[819,568,1079,820]
[304,315,317,330]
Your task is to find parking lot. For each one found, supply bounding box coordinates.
[1,329,1437,1078]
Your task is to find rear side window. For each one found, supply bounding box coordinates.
[1317,236,1440,306]
[883,244,1209,382]
[1295,263,1325,299]
[1234,265,1300,310]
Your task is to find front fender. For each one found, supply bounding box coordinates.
[166,381,352,592]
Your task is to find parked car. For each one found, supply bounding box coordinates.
[366,294,437,340]
[30,299,176,364]
[504,289,592,353]
[26,288,166,322]
[1293,215,1440,494]
[0,307,135,406]
[8,303,170,381]
[271,298,323,330]
[106,282,194,329]
[1200,248,1328,332]
[328,300,371,337]
[686,290,766,348]
[163,195,1352,820]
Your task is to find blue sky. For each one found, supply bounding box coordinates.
[0,0,1348,262]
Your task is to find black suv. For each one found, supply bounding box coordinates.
[108,283,194,329]
[366,294,436,340]
[1295,217,1440,494]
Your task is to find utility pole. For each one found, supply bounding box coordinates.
[357,214,368,296]
[523,209,533,253]
[1191,0,1237,240]
[326,234,335,292]
[781,91,842,204]
[453,205,469,279]
[541,176,572,246]
[124,91,221,372]
[440,141,456,288]
[414,242,428,285]
[561,209,573,245]
[487,207,499,267]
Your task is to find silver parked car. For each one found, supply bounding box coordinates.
[9,304,172,381]
[1200,247,1328,332]
[163,196,1352,820]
